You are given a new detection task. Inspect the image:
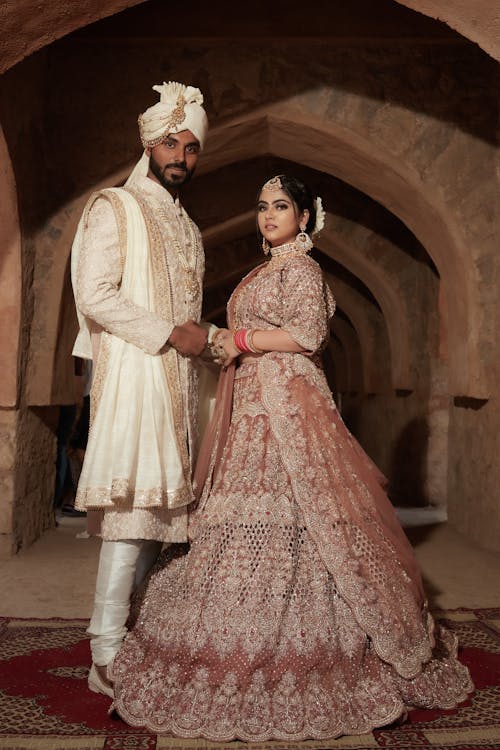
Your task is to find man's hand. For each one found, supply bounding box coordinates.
[167,320,208,356]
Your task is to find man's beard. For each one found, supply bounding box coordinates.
[149,153,194,190]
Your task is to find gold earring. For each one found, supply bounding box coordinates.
[295,230,313,253]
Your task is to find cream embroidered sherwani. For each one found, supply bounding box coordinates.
[72,175,205,542]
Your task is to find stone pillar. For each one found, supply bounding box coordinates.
[0,123,22,558]
[0,411,16,557]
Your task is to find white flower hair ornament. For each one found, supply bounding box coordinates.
[312,196,325,237]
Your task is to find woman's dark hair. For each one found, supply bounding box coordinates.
[278,175,316,235]
[256,174,316,236]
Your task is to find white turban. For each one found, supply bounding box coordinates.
[138,81,208,149]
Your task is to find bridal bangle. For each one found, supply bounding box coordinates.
[233,329,263,354]
[247,329,263,353]
[233,328,249,353]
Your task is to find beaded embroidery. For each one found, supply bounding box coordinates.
[138,94,188,147]
[111,251,472,741]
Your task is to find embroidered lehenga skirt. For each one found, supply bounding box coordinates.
[111,353,472,741]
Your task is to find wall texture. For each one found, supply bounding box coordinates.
[0,0,498,555]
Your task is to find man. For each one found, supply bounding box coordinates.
[71,81,210,697]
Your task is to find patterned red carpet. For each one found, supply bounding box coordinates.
[0,608,499,750]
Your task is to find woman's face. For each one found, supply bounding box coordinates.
[257,187,309,247]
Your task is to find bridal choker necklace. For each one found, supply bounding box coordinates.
[269,235,312,260]
[261,238,312,275]
[270,241,302,257]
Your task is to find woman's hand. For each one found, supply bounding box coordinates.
[208,328,227,365]
[213,329,240,367]
[213,327,305,367]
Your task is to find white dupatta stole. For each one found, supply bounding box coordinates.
[71,187,193,512]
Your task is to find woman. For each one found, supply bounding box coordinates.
[110,175,472,741]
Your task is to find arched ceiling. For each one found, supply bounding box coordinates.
[0,0,495,554]
[0,0,145,74]
[22,100,482,401]
[0,0,499,75]
[1,0,495,406]
[108,110,480,394]
[393,0,500,63]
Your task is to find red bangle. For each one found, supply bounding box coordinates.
[233,328,251,353]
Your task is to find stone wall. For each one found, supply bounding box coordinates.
[448,398,500,550]
[0,52,59,557]
[1,0,499,74]
[0,411,16,557]
[0,406,56,557]
[0,2,498,553]
[13,406,57,552]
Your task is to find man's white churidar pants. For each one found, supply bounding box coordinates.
[87,539,162,666]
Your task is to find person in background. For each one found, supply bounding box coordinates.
[60,358,92,518]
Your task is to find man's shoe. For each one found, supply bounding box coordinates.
[88,663,114,698]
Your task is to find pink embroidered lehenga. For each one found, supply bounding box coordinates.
[111,254,472,741]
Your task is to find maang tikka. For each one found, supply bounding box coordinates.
[262,175,283,191]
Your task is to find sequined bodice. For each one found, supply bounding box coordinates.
[228,255,336,355]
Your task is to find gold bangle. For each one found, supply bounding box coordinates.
[247,329,264,354]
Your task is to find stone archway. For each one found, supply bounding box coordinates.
[0,123,21,557]
[0,1,148,74]
[393,1,500,61]
[331,316,364,394]
[325,274,390,395]
[0,123,21,408]
[0,0,499,76]
[1,0,499,553]
[36,87,478,404]
[200,108,484,396]
[319,229,412,391]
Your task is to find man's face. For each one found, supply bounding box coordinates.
[147,130,200,193]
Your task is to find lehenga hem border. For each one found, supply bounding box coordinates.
[112,700,408,743]
[111,680,474,743]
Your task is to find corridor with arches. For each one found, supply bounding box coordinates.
[0,0,499,559]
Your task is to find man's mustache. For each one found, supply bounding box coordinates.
[164,162,187,172]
